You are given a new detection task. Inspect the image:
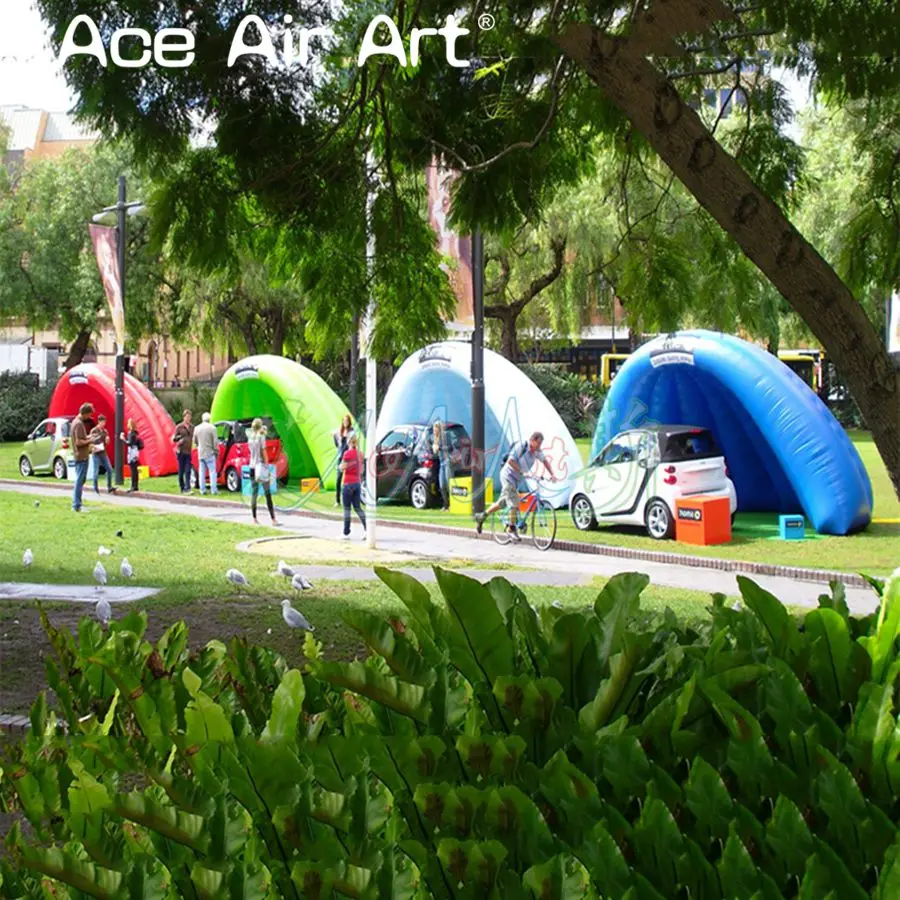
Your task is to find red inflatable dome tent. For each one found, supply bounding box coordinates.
[49,364,178,476]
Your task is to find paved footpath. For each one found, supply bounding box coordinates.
[0,482,880,614]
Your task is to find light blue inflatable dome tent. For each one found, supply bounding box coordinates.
[592,331,872,535]
[378,342,584,508]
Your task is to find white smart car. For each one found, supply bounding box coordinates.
[569,425,737,540]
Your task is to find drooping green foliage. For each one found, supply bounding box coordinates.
[2,566,899,898]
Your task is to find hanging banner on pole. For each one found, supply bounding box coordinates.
[889,291,900,355]
[89,224,125,350]
[426,158,474,331]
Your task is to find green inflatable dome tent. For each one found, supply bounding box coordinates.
[210,355,351,490]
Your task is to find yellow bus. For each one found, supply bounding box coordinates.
[600,353,631,386]
[778,349,824,392]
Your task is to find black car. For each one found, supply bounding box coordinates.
[374,423,472,509]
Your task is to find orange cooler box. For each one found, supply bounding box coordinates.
[674,495,732,545]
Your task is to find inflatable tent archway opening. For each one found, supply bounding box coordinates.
[210,355,351,490]
[592,330,872,535]
[48,364,178,476]
[378,342,583,508]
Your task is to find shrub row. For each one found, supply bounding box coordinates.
[0,372,55,442]
[1,566,898,898]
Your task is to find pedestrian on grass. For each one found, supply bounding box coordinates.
[193,412,219,495]
[120,418,144,492]
[71,402,95,512]
[340,433,366,540]
[432,421,451,511]
[333,413,354,506]
[89,414,116,494]
[248,418,278,526]
[172,409,194,494]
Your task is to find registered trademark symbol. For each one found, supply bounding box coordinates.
[478,13,495,30]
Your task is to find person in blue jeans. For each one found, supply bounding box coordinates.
[89,415,116,494]
[70,403,95,512]
[339,434,366,539]
[432,421,452,510]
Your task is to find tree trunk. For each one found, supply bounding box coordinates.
[558,23,900,496]
[63,327,92,369]
[484,305,521,360]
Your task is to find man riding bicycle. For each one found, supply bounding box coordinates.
[475,431,557,541]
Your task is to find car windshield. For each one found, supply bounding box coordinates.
[662,429,720,461]
[233,418,279,442]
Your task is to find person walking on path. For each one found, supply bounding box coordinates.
[339,433,366,540]
[120,418,144,492]
[432,421,452,511]
[193,412,219,495]
[71,403,95,512]
[474,431,556,540]
[248,418,279,526]
[172,410,194,494]
[89,414,116,495]
[332,414,354,506]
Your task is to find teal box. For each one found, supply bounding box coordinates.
[241,465,278,495]
[778,515,805,540]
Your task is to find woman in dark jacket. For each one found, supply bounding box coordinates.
[333,414,354,506]
[432,421,451,510]
[120,419,144,492]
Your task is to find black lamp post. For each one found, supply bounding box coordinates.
[92,176,144,486]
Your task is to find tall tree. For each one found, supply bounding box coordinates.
[35,0,900,493]
[0,142,164,366]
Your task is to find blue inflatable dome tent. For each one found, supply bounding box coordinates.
[592,331,872,535]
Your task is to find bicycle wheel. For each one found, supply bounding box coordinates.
[531,499,557,551]
[491,508,513,545]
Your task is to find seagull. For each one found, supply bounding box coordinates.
[33,500,40,508]
[291,573,313,592]
[281,599,314,632]
[120,558,133,579]
[277,560,295,578]
[98,546,113,557]
[95,596,112,627]
[226,569,249,588]
[93,561,107,589]
[23,549,33,567]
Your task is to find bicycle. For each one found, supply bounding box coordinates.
[490,480,558,551]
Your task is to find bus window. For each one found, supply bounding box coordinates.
[779,354,816,391]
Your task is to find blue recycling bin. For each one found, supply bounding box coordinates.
[778,514,805,540]
[241,465,278,495]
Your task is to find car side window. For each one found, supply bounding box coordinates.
[602,442,631,465]
[32,422,49,439]
[636,433,657,467]
[381,430,407,451]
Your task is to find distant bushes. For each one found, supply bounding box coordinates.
[519,363,607,438]
[0,371,55,441]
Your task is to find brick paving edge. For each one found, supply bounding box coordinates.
[1,478,870,589]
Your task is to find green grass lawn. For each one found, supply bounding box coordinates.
[3,429,897,575]
[0,490,720,715]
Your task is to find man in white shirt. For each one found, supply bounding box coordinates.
[193,412,219,495]
[474,431,556,541]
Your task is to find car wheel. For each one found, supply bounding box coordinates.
[409,478,429,510]
[53,457,67,480]
[645,499,674,540]
[225,467,240,493]
[571,494,597,531]
[19,456,33,477]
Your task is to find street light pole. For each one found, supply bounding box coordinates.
[114,176,127,487]
[364,150,378,549]
[471,229,485,517]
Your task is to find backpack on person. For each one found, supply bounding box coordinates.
[501,440,528,467]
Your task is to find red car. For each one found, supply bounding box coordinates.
[191,417,289,493]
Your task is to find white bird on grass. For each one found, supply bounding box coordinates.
[120,558,133,579]
[93,561,107,589]
[226,569,249,589]
[281,599,314,632]
[33,500,40,508]
[277,560,295,578]
[95,596,112,627]
[23,549,33,567]
[98,546,113,557]
[291,573,313,592]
